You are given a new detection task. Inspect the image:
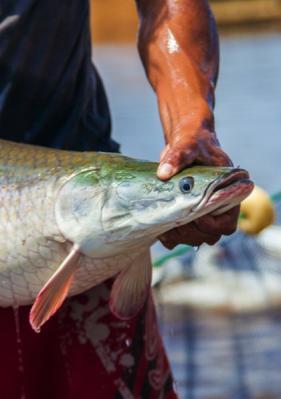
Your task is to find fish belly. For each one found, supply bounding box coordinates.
[0,175,65,306]
[0,179,127,306]
[0,139,142,307]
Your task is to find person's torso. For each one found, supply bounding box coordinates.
[0,0,118,152]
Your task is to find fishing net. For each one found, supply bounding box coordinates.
[153,195,281,399]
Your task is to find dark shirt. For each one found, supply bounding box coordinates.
[0,3,177,398]
[0,0,119,152]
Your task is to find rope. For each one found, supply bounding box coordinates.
[153,190,281,268]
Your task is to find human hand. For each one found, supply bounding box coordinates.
[136,0,231,248]
[159,208,240,249]
[158,127,240,249]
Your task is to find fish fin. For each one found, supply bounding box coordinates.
[109,251,152,319]
[29,245,80,333]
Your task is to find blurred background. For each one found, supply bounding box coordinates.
[89,1,281,398]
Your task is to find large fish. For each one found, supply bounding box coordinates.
[0,139,253,332]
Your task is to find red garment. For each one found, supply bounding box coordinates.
[0,280,177,399]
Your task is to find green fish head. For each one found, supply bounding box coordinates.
[110,163,253,232]
[56,156,253,256]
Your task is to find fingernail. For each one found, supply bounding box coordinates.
[158,163,173,178]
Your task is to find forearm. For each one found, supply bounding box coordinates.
[135,0,238,246]
[136,0,219,139]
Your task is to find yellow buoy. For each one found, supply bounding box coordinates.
[239,185,275,235]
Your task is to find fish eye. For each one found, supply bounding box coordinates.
[179,177,194,193]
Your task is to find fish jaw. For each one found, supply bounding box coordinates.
[190,169,254,219]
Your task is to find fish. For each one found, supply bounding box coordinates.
[0,139,254,332]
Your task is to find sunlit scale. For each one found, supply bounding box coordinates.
[0,139,254,332]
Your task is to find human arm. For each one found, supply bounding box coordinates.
[135,0,238,247]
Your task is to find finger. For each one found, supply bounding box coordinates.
[157,145,197,180]
[200,145,233,167]
[157,163,175,180]
[212,206,240,235]
[160,230,221,249]
[215,206,240,235]
[195,130,234,167]
[194,206,240,236]
[159,145,170,162]
[159,223,221,249]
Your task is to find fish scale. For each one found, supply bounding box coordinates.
[0,140,144,308]
[0,179,63,305]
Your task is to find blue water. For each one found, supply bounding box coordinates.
[94,30,281,194]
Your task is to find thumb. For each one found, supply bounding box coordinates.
[157,144,195,180]
[157,162,174,180]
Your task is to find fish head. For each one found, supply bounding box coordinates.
[110,163,254,237]
[55,155,253,256]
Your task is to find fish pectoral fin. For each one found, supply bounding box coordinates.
[29,245,80,333]
[109,250,152,319]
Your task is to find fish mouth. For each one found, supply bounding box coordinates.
[192,168,254,216]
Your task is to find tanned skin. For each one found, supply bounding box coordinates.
[135,0,239,248]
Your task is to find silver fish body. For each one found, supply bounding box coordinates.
[0,139,254,330]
